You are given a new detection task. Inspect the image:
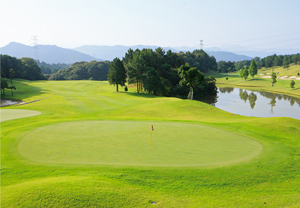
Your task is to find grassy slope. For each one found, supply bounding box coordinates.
[210,65,300,98]
[1,79,300,207]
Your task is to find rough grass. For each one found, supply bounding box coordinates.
[1,78,300,207]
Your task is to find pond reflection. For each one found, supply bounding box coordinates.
[198,88,300,120]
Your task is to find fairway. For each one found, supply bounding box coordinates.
[18,121,262,167]
[0,109,41,122]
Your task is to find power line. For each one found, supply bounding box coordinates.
[207,31,300,47]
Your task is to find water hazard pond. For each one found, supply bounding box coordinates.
[199,88,300,120]
[0,99,24,107]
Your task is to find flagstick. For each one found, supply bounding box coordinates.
[150,130,152,151]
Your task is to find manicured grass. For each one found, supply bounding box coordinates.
[258,64,300,77]
[0,109,41,122]
[18,121,262,166]
[215,70,300,98]
[1,78,300,207]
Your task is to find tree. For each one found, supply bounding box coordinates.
[240,66,249,80]
[7,85,16,96]
[178,50,217,73]
[107,58,126,92]
[290,80,295,89]
[249,60,257,78]
[9,68,15,84]
[205,76,217,94]
[20,57,46,80]
[178,63,205,100]
[1,77,8,96]
[271,72,277,87]
[142,67,162,95]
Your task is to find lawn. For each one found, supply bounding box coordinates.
[1,79,300,207]
[214,67,300,98]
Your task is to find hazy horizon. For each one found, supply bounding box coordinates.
[1,0,300,54]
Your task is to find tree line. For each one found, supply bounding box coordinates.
[36,61,70,74]
[108,48,217,100]
[1,55,46,80]
[217,53,300,73]
[48,61,110,80]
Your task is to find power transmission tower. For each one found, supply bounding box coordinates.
[199,40,203,50]
[31,36,39,61]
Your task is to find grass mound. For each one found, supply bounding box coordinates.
[18,121,262,166]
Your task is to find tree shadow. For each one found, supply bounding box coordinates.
[1,79,49,100]
[212,73,239,79]
[248,78,261,81]
[125,91,160,98]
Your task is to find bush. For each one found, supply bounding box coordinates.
[290,80,295,89]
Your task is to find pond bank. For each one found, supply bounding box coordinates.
[198,87,300,120]
[217,78,300,99]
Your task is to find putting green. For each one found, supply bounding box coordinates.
[18,121,262,167]
[0,109,41,122]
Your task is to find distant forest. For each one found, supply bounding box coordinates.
[36,61,70,74]
[217,53,300,73]
[1,55,46,80]
[2,51,299,83]
[48,61,110,81]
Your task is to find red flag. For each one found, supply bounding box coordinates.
[152,125,154,131]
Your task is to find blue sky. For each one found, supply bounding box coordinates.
[1,0,300,52]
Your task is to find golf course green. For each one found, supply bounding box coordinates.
[1,78,300,207]
[18,121,262,166]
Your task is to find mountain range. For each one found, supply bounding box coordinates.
[1,42,253,64]
[0,42,101,64]
[73,45,253,63]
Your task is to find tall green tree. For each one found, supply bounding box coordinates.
[20,57,46,80]
[9,68,15,84]
[142,67,162,95]
[240,66,249,80]
[107,58,126,92]
[249,60,257,78]
[178,63,205,100]
[178,49,217,73]
[1,77,8,96]
[271,72,277,87]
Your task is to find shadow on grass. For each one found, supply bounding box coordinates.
[125,91,160,99]
[247,78,262,81]
[1,79,49,100]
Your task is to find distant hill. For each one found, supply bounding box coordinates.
[206,51,252,62]
[73,45,253,62]
[0,42,101,64]
[48,61,110,81]
[1,42,253,64]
